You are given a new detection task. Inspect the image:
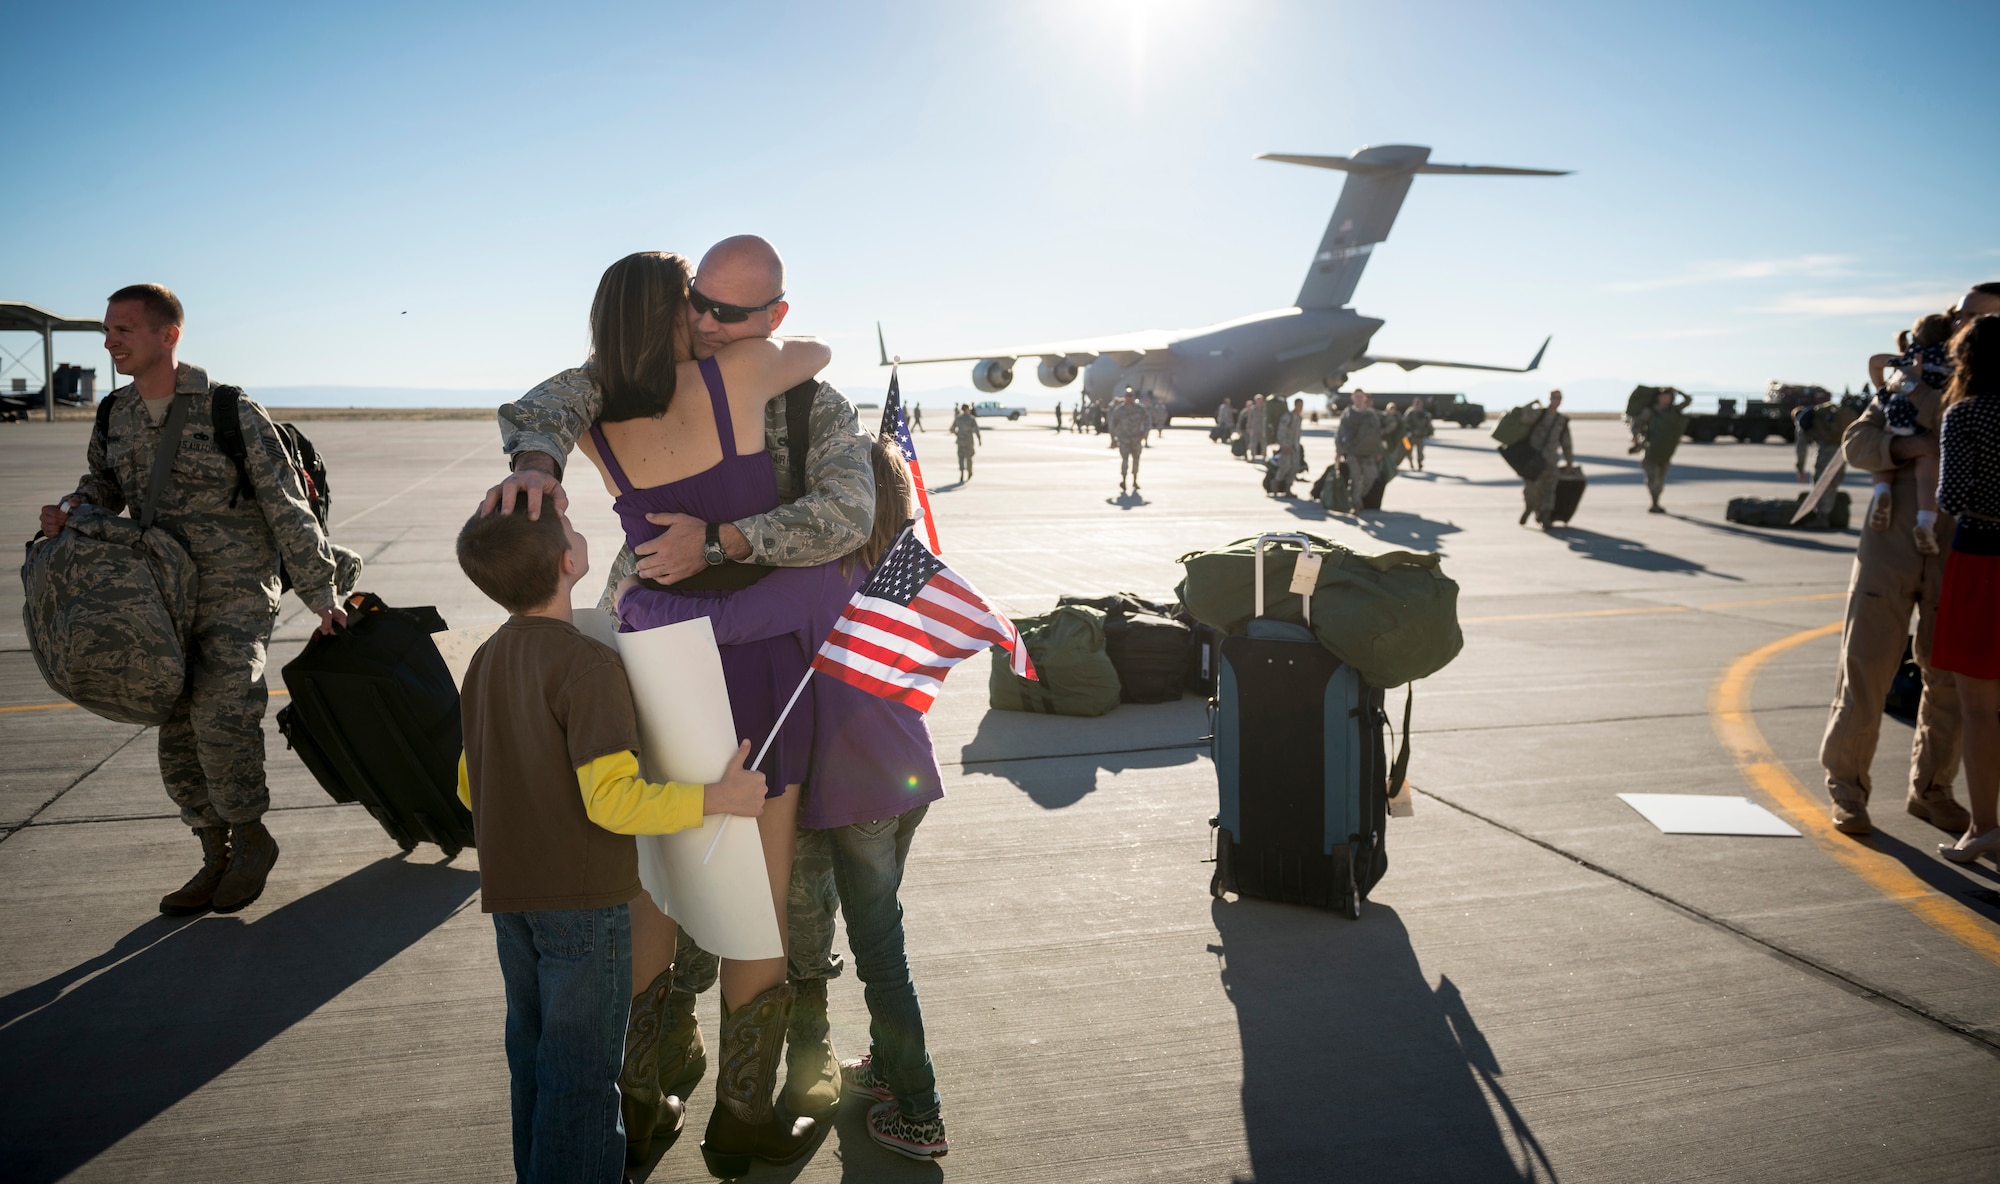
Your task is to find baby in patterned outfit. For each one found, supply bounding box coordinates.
[1866,313,1956,555]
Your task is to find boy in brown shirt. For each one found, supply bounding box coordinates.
[455,506,764,1183]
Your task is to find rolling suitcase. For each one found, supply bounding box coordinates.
[276,592,474,855]
[1209,535,1393,918]
[1548,465,1586,524]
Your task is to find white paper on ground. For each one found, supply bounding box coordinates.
[1617,793,1800,837]
[615,617,783,961]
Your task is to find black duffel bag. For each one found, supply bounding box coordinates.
[1058,592,1191,704]
[1498,439,1548,480]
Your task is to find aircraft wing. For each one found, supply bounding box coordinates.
[1361,336,1550,374]
[877,323,1171,368]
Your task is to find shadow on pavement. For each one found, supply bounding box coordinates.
[1212,899,1555,1183]
[0,856,478,1183]
[1548,526,1742,579]
[1670,514,1860,554]
[957,703,1205,809]
[1859,831,2000,925]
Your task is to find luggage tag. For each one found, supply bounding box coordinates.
[1287,551,1323,598]
[1388,782,1416,818]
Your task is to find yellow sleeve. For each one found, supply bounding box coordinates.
[576,750,706,835]
[457,751,471,810]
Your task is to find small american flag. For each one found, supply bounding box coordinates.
[880,367,942,554]
[811,527,1035,711]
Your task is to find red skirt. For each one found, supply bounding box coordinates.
[1933,547,2000,679]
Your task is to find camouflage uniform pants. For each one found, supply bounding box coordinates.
[1642,458,1670,504]
[161,593,280,828]
[956,443,975,477]
[1118,440,1144,484]
[1411,437,1426,469]
[1346,457,1382,507]
[672,824,841,994]
[1523,465,1560,523]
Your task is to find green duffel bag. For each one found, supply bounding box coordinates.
[989,604,1124,717]
[1176,533,1462,687]
[22,503,198,725]
[1626,385,1667,420]
[1310,464,1352,513]
[1491,401,1541,447]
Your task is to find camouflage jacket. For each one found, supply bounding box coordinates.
[1336,407,1384,457]
[951,412,981,447]
[499,366,874,568]
[1403,407,1434,439]
[1108,401,1150,443]
[67,363,338,613]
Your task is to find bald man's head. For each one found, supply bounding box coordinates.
[688,235,789,356]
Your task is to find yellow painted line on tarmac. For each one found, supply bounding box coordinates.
[1710,621,2000,969]
[1465,591,1844,625]
[1,689,290,715]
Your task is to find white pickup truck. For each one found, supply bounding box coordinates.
[971,400,1026,420]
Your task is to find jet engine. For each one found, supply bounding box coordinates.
[1037,356,1079,387]
[972,358,1015,393]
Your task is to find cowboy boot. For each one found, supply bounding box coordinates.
[159,827,231,915]
[620,967,684,1155]
[700,983,817,1179]
[211,820,279,913]
[657,987,707,1104]
[781,978,841,1120]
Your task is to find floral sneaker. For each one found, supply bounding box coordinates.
[868,1100,948,1161]
[840,1053,894,1103]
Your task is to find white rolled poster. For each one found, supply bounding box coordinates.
[613,616,782,961]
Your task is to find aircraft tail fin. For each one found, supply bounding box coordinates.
[1260,146,1569,310]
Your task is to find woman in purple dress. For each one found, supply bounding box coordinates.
[571,251,834,1168]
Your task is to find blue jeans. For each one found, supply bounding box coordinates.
[825,803,939,1118]
[492,904,631,1183]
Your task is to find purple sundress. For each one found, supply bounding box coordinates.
[589,356,810,796]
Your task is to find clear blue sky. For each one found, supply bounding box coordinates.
[7,0,1997,410]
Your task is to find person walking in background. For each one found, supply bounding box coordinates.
[1930,314,2000,867]
[1633,387,1692,513]
[1404,396,1434,470]
[1214,397,1236,443]
[1518,390,1574,528]
[1818,283,2000,837]
[911,404,924,433]
[1109,389,1150,495]
[1794,391,1859,528]
[1335,391,1385,514]
[1054,401,1064,433]
[1267,397,1306,496]
[1146,392,1167,440]
[951,403,980,482]
[1242,394,1268,460]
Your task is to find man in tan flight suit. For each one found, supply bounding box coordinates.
[1818,284,2000,834]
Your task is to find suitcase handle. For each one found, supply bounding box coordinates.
[1252,534,1316,626]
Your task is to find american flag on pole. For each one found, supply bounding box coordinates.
[880,367,943,554]
[810,527,1035,712]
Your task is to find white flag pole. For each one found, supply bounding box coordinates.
[702,666,816,864]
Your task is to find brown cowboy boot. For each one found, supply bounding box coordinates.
[159,827,231,916]
[657,987,707,1104]
[211,820,279,913]
[620,967,684,1154]
[781,978,841,1119]
[699,983,817,1179]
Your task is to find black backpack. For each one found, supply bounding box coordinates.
[211,386,331,590]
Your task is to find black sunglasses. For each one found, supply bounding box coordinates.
[689,285,785,324]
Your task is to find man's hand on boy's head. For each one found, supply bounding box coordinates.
[480,455,568,521]
[703,740,768,818]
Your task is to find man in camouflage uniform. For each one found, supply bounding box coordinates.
[1794,394,1857,529]
[1518,390,1575,528]
[1335,391,1386,514]
[486,236,872,1124]
[1404,396,1434,471]
[1241,394,1268,460]
[40,285,344,916]
[1109,389,1151,494]
[951,403,981,481]
[1633,388,1693,513]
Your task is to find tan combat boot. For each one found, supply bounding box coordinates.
[781,977,842,1120]
[620,967,684,1154]
[700,983,817,1179]
[658,987,707,1105]
[159,827,231,916]
[1829,790,1872,836]
[1907,785,1972,835]
[211,820,279,913]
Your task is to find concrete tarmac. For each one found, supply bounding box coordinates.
[2,410,1997,1182]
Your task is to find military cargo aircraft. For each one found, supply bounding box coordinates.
[879,144,1567,422]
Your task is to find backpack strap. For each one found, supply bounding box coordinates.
[139,394,194,530]
[1386,686,1413,803]
[210,384,256,507]
[782,379,815,498]
[92,391,118,444]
